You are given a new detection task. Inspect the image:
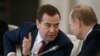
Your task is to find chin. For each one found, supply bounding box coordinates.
[48,38,55,42]
[77,37,83,40]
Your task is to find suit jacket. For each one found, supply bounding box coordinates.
[4,22,73,56]
[0,19,8,55]
[78,24,100,56]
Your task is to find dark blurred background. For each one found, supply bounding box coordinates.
[0,0,39,26]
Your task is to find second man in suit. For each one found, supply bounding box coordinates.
[69,4,100,56]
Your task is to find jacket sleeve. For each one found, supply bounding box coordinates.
[0,20,8,55]
[4,28,21,56]
[3,22,35,56]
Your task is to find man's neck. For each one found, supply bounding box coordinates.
[81,24,95,40]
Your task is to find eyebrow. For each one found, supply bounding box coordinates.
[45,23,59,25]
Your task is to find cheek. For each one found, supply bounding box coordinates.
[39,29,48,40]
[70,24,74,31]
[55,28,59,32]
[41,28,49,36]
[40,28,48,34]
[55,29,59,36]
[73,26,80,36]
[70,24,78,34]
[71,27,76,33]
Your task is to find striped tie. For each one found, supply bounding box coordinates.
[38,41,46,55]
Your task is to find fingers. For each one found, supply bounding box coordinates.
[22,32,32,47]
[22,37,28,47]
[29,32,32,42]
[23,32,32,41]
[22,37,31,55]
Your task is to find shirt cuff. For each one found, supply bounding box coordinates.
[7,52,16,56]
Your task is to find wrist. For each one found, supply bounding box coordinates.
[23,51,31,56]
[24,55,30,56]
[23,52,31,56]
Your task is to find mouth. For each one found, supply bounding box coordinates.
[48,35,55,37]
[46,35,56,41]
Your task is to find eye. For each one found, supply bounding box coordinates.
[45,24,50,28]
[54,24,59,28]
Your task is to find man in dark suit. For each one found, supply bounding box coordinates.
[69,4,100,56]
[4,4,73,56]
[0,19,8,56]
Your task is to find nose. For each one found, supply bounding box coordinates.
[49,26,55,33]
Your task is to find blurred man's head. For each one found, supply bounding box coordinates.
[69,4,98,40]
[36,4,61,42]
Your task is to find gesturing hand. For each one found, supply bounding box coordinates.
[22,32,32,55]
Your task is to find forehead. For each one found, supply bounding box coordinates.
[42,13,60,23]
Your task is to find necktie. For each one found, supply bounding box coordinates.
[38,41,46,55]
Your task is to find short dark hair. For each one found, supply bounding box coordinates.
[71,4,98,26]
[36,4,61,22]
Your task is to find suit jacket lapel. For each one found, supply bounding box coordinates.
[44,37,61,56]
[30,25,38,50]
[80,24,100,54]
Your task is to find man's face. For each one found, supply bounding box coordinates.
[69,18,81,39]
[36,13,60,42]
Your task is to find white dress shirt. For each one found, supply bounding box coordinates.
[31,32,43,56]
[77,26,94,55]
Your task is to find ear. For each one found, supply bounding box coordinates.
[75,18,81,28]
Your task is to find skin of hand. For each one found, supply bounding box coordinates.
[22,32,32,55]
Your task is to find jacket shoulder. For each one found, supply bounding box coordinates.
[57,30,73,46]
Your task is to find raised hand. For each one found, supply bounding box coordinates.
[22,32,32,55]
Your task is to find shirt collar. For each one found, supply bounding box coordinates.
[36,31,48,44]
[35,32,43,43]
